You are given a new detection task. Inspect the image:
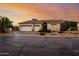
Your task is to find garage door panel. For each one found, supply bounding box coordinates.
[20,26,32,31]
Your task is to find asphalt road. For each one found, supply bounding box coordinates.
[0,36,79,56]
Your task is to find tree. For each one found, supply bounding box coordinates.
[41,21,47,30]
[0,16,13,33]
[38,21,51,33]
[60,21,71,31]
[60,21,77,31]
[69,21,77,31]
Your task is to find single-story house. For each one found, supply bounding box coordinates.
[77,22,79,31]
[19,19,64,32]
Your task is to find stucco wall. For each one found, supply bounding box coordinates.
[77,23,79,31]
[50,24,60,31]
[47,24,51,30]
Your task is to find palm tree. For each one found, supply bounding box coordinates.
[0,16,13,33]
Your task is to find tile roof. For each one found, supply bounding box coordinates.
[19,19,64,24]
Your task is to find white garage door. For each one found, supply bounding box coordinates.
[20,26,32,31]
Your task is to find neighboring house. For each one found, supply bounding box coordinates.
[19,19,64,32]
[77,22,79,31]
[12,26,19,31]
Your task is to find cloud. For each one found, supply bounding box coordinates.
[0,8,22,16]
[25,3,79,19]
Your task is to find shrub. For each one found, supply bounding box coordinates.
[58,31,64,33]
[40,32,45,35]
[60,21,77,31]
[38,29,51,33]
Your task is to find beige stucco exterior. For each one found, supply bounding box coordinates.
[77,23,79,31]
[47,24,51,30]
[47,24,60,31]
[54,24,60,31]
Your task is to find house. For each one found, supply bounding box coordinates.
[12,26,19,31]
[77,22,79,31]
[19,19,64,32]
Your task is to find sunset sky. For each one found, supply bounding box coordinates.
[0,3,79,26]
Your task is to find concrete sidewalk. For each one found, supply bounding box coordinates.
[0,31,79,37]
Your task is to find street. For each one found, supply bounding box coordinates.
[0,36,79,56]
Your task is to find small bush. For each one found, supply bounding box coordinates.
[38,29,51,33]
[40,32,45,35]
[58,31,64,33]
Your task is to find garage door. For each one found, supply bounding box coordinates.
[20,26,32,31]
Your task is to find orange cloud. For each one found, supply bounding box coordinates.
[0,3,79,25]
